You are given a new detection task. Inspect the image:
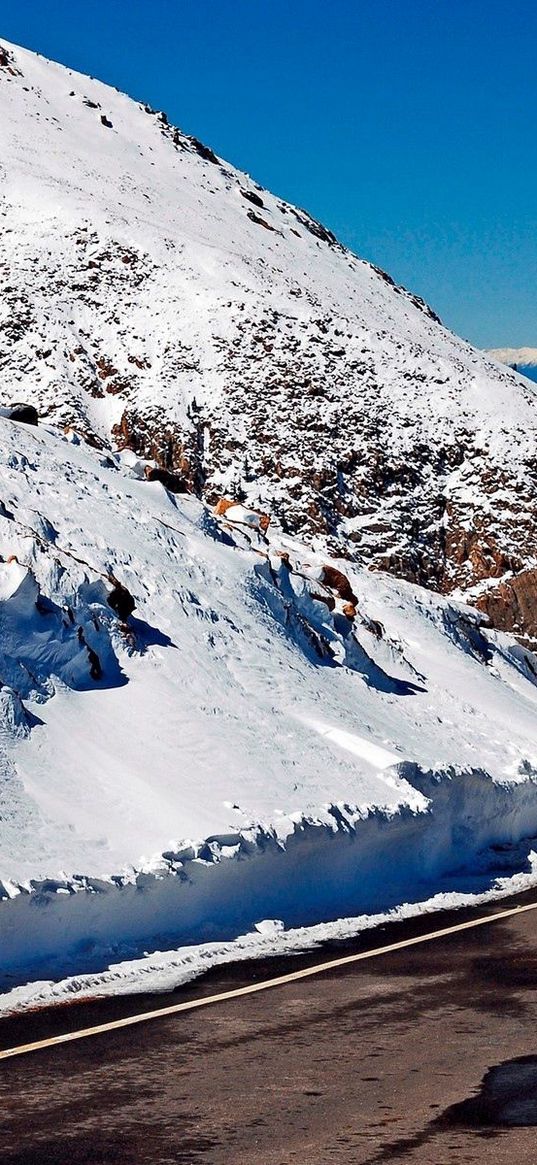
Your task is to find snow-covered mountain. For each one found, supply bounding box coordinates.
[488,346,537,368]
[2,38,537,647]
[487,347,537,383]
[3,39,537,1008]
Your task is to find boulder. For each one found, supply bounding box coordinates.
[214,497,237,518]
[247,210,276,231]
[342,602,357,620]
[320,565,358,606]
[0,403,38,426]
[107,580,136,621]
[190,136,218,164]
[365,617,384,639]
[144,465,187,493]
[240,189,264,208]
[214,498,270,532]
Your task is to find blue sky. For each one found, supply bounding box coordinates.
[2,0,536,347]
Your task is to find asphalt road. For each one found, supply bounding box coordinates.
[2,892,537,1163]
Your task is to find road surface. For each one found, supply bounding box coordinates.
[2,893,537,1163]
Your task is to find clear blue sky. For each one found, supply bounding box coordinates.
[2,0,536,347]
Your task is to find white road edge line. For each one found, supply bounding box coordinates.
[1,899,536,1062]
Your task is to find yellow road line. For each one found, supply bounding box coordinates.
[1,899,535,1063]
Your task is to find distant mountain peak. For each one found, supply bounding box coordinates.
[487,347,537,369]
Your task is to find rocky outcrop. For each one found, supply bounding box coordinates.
[320,565,358,606]
[240,189,264,208]
[107,579,136,622]
[144,465,187,493]
[0,403,38,425]
[112,410,205,494]
[475,569,537,649]
[214,497,270,533]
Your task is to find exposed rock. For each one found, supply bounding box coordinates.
[364,617,384,640]
[87,646,102,681]
[63,426,106,451]
[213,497,237,518]
[107,579,136,621]
[475,568,537,648]
[240,189,264,208]
[247,210,276,231]
[0,403,38,426]
[214,497,270,533]
[144,465,188,493]
[320,565,358,606]
[77,627,103,681]
[0,44,22,75]
[189,136,218,164]
[3,39,537,644]
[112,410,204,495]
[290,208,337,244]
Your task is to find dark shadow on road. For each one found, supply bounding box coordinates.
[366,1052,537,1162]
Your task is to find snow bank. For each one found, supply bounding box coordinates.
[1,417,537,994]
[2,761,537,988]
[3,868,537,1016]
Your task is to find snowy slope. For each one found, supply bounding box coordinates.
[3,39,537,1002]
[2,412,537,993]
[1,38,537,616]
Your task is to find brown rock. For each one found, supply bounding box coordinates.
[213,497,270,531]
[474,568,537,648]
[213,497,236,518]
[320,565,358,606]
[112,410,205,495]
